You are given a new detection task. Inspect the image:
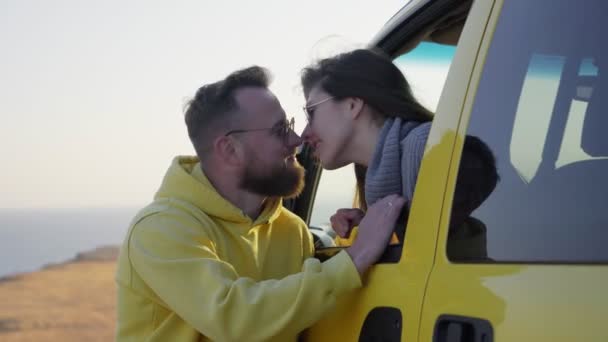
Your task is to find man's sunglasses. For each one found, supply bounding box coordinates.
[225,117,295,144]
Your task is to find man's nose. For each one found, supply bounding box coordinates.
[286,130,303,149]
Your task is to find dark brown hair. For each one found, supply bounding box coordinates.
[185,66,272,159]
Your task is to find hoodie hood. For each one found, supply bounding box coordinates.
[154,156,282,226]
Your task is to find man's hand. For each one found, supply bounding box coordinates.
[330,208,365,238]
[345,194,406,277]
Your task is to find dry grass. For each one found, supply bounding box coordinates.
[0,248,117,341]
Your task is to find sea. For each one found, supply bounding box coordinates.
[0,208,138,277]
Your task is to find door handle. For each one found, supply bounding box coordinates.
[434,315,493,342]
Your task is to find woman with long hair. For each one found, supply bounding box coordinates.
[301,48,433,238]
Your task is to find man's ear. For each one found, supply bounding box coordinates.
[348,97,365,119]
[214,135,244,166]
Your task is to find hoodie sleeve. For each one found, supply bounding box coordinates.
[127,212,361,341]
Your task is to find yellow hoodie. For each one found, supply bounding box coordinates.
[115,156,361,341]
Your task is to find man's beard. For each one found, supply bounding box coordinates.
[239,157,305,199]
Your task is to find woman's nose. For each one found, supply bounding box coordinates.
[301,123,312,142]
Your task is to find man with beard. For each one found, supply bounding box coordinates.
[115,66,405,341]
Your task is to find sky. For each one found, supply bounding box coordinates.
[0,0,407,208]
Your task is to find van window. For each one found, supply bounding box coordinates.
[448,0,608,263]
[308,167,356,245]
[394,42,455,112]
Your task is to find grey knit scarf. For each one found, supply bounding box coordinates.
[364,117,431,207]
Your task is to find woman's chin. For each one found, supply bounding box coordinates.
[315,148,344,170]
[319,157,343,171]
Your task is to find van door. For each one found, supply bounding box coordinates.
[298,1,495,340]
[420,1,608,341]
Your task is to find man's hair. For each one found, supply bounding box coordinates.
[184,66,272,157]
[453,135,500,216]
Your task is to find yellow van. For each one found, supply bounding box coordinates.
[285,0,608,340]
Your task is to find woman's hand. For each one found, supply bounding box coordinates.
[346,194,406,276]
[330,208,365,238]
